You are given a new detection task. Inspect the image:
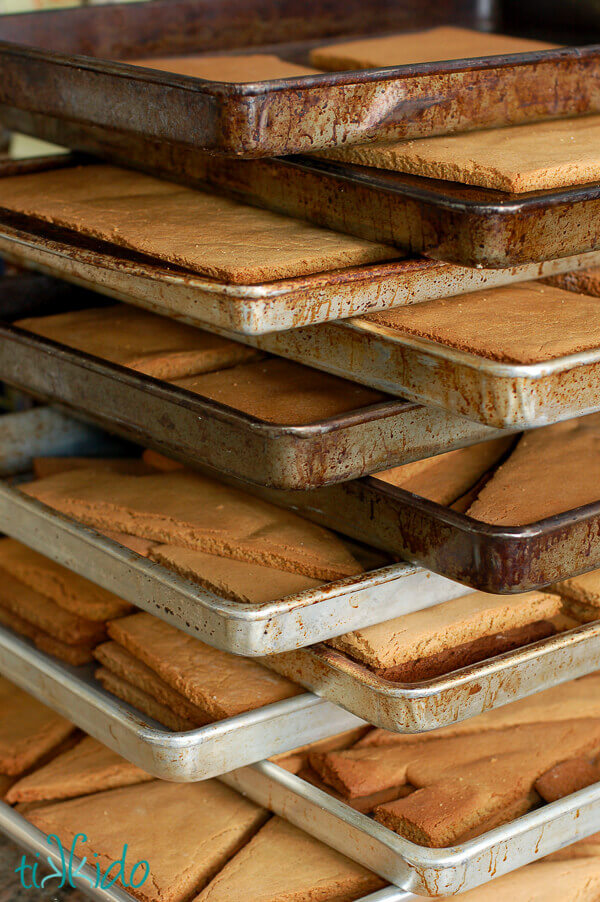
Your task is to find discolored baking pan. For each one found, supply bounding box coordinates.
[0,408,470,656]
[11,130,600,267]
[239,312,600,429]
[248,473,600,593]
[5,192,600,335]
[1,0,599,159]
[193,154,600,268]
[0,277,508,490]
[225,756,600,895]
[261,623,600,732]
[0,624,362,781]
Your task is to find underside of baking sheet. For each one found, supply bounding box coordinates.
[261,623,600,732]
[0,625,364,781]
[0,0,597,158]
[0,407,471,655]
[3,190,600,333]
[225,760,600,895]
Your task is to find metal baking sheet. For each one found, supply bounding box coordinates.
[0,276,509,490]
[0,623,363,781]
[5,196,600,336]
[225,759,600,895]
[247,473,600,593]
[238,312,600,429]
[261,623,600,732]
[0,0,598,159]
[0,408,471,655]
[0,804,413,902]
[13,130,600,268]
[194,154,600,268]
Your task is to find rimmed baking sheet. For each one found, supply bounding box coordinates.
[0,408,470,655]
[0,0,597,158]
[225,759,600,895]
[3,162,600,334]
[250,473,600,593]
[0,802,412,902]
[262,624,600,732]
[0,624,363,781]
[16,131,600,268]
[240,313,600,429]
[0,277,508,490]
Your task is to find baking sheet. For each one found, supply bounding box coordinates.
[240,313,600,429]
[0,803,413,902]
[0,408,470,655]
[5,200,600,336]
[262,624,600,732]
[0,623,363,781]
[246,473,600,593]
[0,0,597,159]
[0,277,508,490]
[13,132,600,268]
[225,759,600,895]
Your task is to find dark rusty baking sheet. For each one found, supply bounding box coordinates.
[1,0,599,158]
[193,154,600,268]
[0,279,509,490]
[246,473,600,593]
[5,202,600,337]
[261,623,600,732]
[238,312,600,429]
[11,127,600,267]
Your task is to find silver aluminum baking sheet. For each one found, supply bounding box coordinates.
[226,316,600,430]
[0,624,363,781]
[3,210,600,335]
[0,803,413,902]
[224,759,600,896]
[0,480,470,656]
[260,623,600,732]
[0,408,470,656]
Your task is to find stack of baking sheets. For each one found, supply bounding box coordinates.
[1,407,600,899]
[2,3,600,899]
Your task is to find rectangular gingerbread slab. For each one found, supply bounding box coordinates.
[0,803,412,902]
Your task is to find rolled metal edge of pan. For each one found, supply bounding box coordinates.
[261,623,600,732]
[225,759,600,895]
[0,624,364,781]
